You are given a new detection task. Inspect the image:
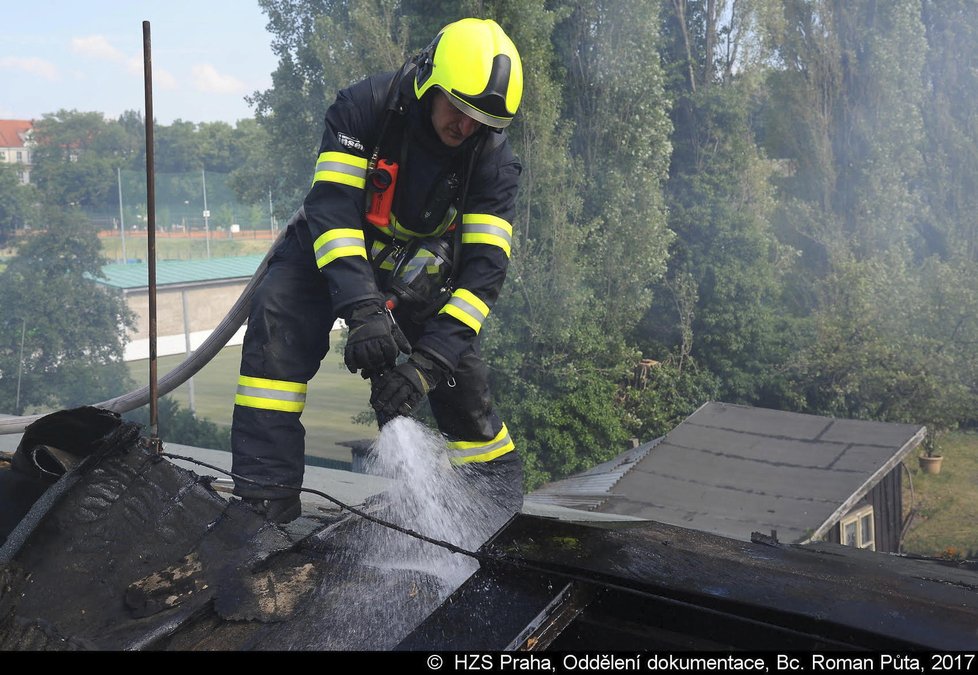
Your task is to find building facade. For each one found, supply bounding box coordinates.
[0,120,34,184]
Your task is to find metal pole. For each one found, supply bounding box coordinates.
[143,21,161,454]
[181,290,196,416]
[269,188,275,235]
[202,168,210,259]
[15,318,26,415]
[117,166,128,264]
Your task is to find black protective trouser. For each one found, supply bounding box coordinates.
[231,225,523,513]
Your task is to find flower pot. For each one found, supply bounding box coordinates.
[918,455,943,475]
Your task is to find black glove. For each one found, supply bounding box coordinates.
[370,351,447,426]
[344,301,411,374]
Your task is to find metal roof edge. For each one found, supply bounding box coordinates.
[803,424,927,544]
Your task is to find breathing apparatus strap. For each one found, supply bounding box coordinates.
[446,130,489,292]
[363,58,418,224]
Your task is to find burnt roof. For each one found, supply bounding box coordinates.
[2,406,971,652]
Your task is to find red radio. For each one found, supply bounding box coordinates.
[366,159,399,228]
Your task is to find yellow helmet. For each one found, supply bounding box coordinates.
[414,18,523,129]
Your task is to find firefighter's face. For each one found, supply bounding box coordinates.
[431,91,482,147]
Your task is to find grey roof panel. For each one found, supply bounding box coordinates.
[596,402,925,543]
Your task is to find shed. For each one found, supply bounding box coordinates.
[95,255,266,360]
[528,402,926,552]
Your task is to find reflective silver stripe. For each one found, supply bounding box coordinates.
[461,213,513,257]
[236,385,306,404]
[234,375,307,413]
[447,426,515,464]
[312,151,368,189]
[313,228,366,268]
[439,288,489,333]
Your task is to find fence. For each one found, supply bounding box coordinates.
[85,169,280,237]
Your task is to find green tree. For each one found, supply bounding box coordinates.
[0,208,135,414]
[155,120,204,173]
[227,119,279,223]
[555,0,673,331]
[759,0,927,261]
[251,0,409,218]
[480,0,677,488]
[641,0,789,405]
[0,163,38,244]
[124,397,232,451]
[782,253,978,433]
[30,110,135,212]
[919,0,978,260]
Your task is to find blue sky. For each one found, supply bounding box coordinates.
[1,1,279,125]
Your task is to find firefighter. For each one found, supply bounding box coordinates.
[230,18,524,524]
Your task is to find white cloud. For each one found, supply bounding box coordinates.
[154,68,179,91]
[70,35,127,63]
[0,56,59,80]
[191,63,246,95]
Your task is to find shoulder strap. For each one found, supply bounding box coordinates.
[367,60,418,172]
[446,130,489,290]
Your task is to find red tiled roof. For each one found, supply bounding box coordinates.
[0,120,33,148]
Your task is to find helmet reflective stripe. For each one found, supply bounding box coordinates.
[439,287,489,333]
[314,228,367,268]
[312,151,368,189]
[447,424,515,464]
[235,375,307,413]
[461,213,512,257]
[414,18,523,129]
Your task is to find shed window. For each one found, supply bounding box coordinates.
[840,505,875,551]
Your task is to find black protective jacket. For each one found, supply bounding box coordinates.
[300,71,522,372]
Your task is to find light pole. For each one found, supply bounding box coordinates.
[201,169,211,259]
[268,188,275,236]
[117,167,128,264]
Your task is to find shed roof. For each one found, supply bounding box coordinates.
[529,402,926,544]
[600,402,925,543]
[96,254,265,290]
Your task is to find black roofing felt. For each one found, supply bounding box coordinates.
[401,515,978,651]
[597,402,926,543]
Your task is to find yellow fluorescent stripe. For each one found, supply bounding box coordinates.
[449,442,515,465]
[462,212,512,233]
[447,425,515,464]
[237,376,307,393]
[235,394,305,413]
[447,425,509,451]
[317,151,368,168]
[314,228,364,249]
[461,232,511,257]
[313,170,366,189]
[453,288,490,317]
[317,246,367,268]
[441,304,482,332]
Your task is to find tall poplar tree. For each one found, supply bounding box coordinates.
[643,0,787,405]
